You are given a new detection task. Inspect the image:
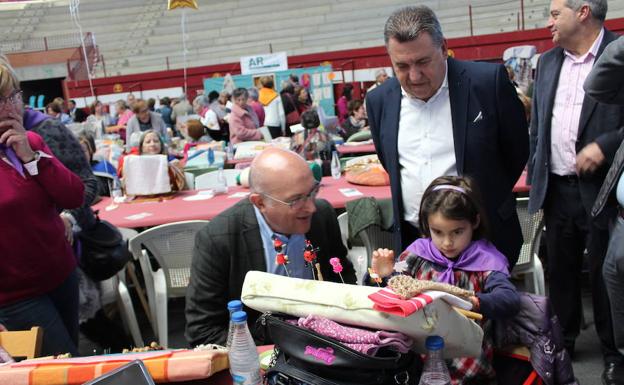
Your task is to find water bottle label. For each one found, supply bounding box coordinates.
[231,372,259,385]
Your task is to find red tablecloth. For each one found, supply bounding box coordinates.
[514,170,529,193]
[336,143,376,155]
[92,177,391,229]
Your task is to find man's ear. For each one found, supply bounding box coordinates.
[441,39,449,59]
[249,193,265,210]
[577,4,591,22]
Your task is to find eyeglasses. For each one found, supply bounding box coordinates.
[262,182,321,210]
[0,90,22,107]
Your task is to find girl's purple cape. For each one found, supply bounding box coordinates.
[405,238,510,285]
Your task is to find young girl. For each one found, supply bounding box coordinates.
[372,175,520,385]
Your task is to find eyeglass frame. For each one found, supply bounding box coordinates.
[261,181,321,210]
[0,90,23,107]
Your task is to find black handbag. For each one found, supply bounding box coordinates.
[260,312,420,385]
[79,212,131,281]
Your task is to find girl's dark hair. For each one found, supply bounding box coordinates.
[78,132,96,160]
[342,83,354,100]
[301,109,320,130]
[418,175,489,240]
[347,99,364,115]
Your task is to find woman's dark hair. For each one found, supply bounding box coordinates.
[207,91,219,104]
[160,96,171,106]
[138,129,166,155]
[347,99,364,116]
[342,84,354,100]
[232,87,248,100]
[301,109,320,130]
[78,132,96,161]
[418,175,489,241]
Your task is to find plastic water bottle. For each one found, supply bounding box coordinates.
[226,141,235,160]
[226,300,243,349]
[228,311,261,385]
[215,167,229,194]
[207,147,215,166]
[418,336,452,385]
[111,176,123,201]
[330,150,341,180]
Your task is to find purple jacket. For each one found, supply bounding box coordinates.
[494,293,578,385]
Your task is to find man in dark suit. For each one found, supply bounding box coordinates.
[185,148,355,347]
[366,5,528,268]
[586,36,624,367]
[528,0,624,381]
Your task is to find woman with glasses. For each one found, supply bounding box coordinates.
[0,55,86,356]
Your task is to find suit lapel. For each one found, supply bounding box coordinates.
[385,81,402,176]
[240,202,267,272]
[578,29,615,139]
[542,49,564,144]
[448,58,468,173]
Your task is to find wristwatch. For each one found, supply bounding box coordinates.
[23,150,51,176]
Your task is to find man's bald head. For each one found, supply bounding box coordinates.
[249,147,312,194]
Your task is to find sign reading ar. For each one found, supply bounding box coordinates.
[240,52,288,75]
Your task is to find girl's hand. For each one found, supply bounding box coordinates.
[469,295,480,311]
[371,248,395,278]
[0,111,35,163]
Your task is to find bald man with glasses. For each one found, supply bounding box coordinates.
[185,148,355,347]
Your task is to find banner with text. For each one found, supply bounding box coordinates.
[240,52,288,75]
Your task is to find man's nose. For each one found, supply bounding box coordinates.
[408,67,422,83]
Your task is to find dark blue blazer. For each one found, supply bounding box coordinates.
[528,29,624,227]
[367,57,529,267]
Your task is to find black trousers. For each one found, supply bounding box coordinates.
[544,175,620,362]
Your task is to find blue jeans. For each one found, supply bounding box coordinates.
[0,269,79,356]
[604,217,624,356]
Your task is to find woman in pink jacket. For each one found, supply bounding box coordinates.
[228,88,262,144]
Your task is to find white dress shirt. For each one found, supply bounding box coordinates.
[398,65,457,227]
[550,28,604,176]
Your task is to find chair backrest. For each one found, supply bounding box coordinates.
[184,172,195,191]
[359,225,395,267]
[0,327,42,359]
[514,197,544,268]
[36,94,45,109]
[28,95,36,108]
[337,212,349,248]
[194,169,240,190]
[259,126,272,142]
[129,220,209,298]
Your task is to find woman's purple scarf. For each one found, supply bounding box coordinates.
[1,109,49,176]
[405,238,510,285]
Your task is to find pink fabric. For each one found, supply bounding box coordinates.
[297,315,413,355]
[250,101,265,127]
[117,109,134,127]
[0,132,84,306]
[336,96,348,124]
[368,288,434,317]
[228,104,262,144]
[550,28,604,176]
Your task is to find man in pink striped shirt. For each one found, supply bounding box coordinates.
[528,0,624,382]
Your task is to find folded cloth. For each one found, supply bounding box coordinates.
[368,288,472,317]
[297,314,413,355]
[124,154,171,196]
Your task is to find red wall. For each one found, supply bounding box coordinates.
[66,18,624,99]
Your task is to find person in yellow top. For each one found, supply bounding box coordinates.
[258,76,285,139]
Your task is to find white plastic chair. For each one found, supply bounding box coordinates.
[194,169,240,190]
[114,268,144,347]
[113,227,143,347]
[337,212,367,284]
[128,220,209,347]
[512,197,546,295]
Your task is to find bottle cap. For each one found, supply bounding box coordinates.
[425,335,444,351]
[231,311,247,323]
[228,300,243,312]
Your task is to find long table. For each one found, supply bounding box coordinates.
[92,176,392,229]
